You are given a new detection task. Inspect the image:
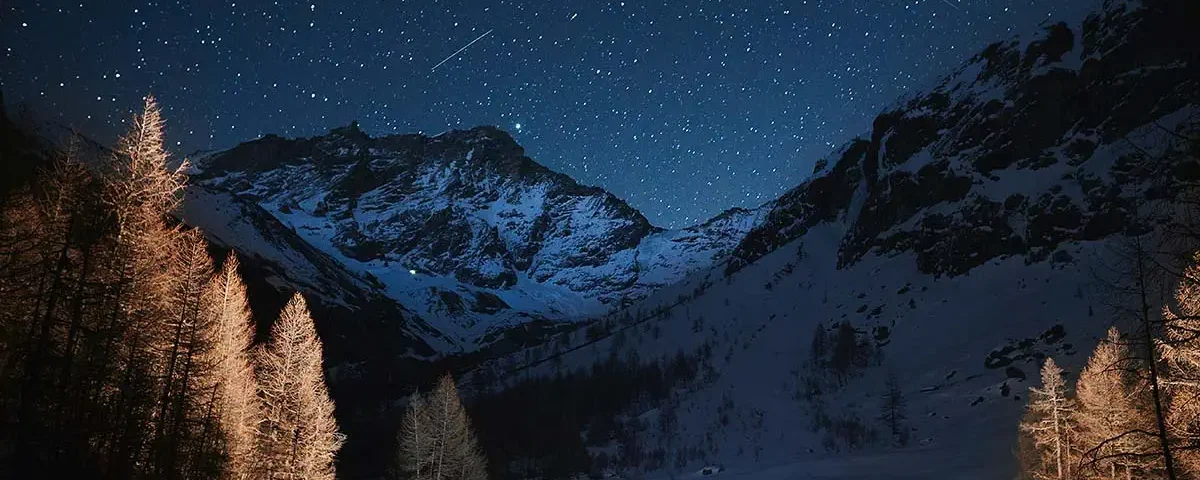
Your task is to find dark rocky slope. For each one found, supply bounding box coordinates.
[729,0,1200,278]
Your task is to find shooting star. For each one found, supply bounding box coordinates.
[940,0,961,10]
[431,29,494,72]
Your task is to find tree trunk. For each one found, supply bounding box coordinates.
[153,296,192,478]
[106,330,141,479]
[54,238,95,444]
[57,238,95,391]
[1053,402,1062,479]
[92,238,130,414]
[190,386,219,479]
[14,223,74,473]
[1136,238,1178,480]
[166,308,201,479]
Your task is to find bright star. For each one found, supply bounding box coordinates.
[514,123,522,131]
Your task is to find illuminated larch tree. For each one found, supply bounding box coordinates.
[1020,357,1079,480]
[257,293,342,480]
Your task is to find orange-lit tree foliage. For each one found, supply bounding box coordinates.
[257,293,342,480]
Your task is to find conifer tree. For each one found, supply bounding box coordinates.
[809,322,827,367]
[1020,357,1079,480]
[1075,327,1160,478]
[399,394,434,479]
[257,293,342,480]
[206,253,261,479]
[878,371,907,447]
[1105,213,1179,479]
[0,96,341,479]
[3,150,95,475]
[97,95,189,477]
[152,228,218,478]
[1159,253,1200,475]
[0,94,195,479]
[396,374,487,480]
[831,321,857,382]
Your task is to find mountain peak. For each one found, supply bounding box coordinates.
[327,120,369,141]
[433,125,515,143]
[185,120,758,349]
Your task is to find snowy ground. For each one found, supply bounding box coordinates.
[477,218,1115,479]
[656,445,1005,479]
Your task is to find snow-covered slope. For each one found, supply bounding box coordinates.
[177,184,449,374]
[465,1,1200,478]
[185,125,763,351]
[501,223,1116,478]
[731,0,1199,280]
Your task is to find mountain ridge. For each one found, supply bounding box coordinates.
[4,1,1196,477]
[186,122,765,351]
[728,0,1199,278]
[448,1,1200,478]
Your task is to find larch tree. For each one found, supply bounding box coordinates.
[396,374,487,480]
[4,150,95,474]
[809,322,827,368]
[878,371,907,447]
[44,150,110,454]
[1075,327,1159,479]
[0,95,296,479]
[0,94,204,478]
[1020,357,1079,480]
[830,321,857,383]
[1096,206,1180,479]
[257,293,342,480]
[398,394,434,479]
[102,94,184,311]
[205,253,261,479]
[152,228,218,479]
[0,191,34,360]
[97,94,189,478]
[1159,252,1200,475]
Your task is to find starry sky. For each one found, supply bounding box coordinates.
[3,0,1098,228]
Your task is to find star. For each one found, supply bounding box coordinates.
[3,0,1098,229]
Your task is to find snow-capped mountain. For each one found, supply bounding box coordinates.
[183,124,764,351]
[461,1,1200,478]
[179,185,445,356]
[730,0,1198,279]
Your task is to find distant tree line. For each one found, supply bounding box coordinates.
[468,346,706,479]
[799,319,902,452]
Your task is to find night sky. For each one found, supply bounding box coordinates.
[3,0,1097,228]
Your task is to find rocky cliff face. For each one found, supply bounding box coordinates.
[460,3,1200,478]
[184,0,1199,357]
[728,0,1200,278]
[188,124,762,351]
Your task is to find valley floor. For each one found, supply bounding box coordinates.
[658,446,1003,480]
[648,396,1017,479]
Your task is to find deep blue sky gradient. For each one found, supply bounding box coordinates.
[2,0,1097,227]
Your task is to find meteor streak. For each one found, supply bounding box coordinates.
[431,29,494,72]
